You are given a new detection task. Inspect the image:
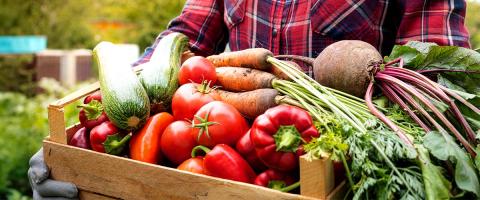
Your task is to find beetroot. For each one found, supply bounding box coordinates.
[277,40,382,97]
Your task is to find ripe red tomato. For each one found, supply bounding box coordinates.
[192,101,249,147]
[171,83,221,121]
[178,56,217,85]
[161,121,198,165]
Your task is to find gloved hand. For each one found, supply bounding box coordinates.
[28,148,78,200]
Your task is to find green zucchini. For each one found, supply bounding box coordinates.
[138,32,189,112]
[93,42,150,131]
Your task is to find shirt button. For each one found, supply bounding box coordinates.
[273,28,278,37]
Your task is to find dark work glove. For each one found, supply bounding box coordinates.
[28,148,78,200]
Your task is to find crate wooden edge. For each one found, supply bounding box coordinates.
[45,139,327,200]
[46,81,347,200]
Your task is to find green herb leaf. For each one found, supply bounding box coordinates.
[416,144,451,200]
[423,131,480,196]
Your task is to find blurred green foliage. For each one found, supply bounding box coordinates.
[0,0,96,49]
[0,79,83,199]
[0,56,36,96]
[466,1,480,49]
[90,0,186,50]
[0,0,185,95]
[0,0,185,50]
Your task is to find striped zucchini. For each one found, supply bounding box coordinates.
[93,42,150,131]
[138,32,189,112]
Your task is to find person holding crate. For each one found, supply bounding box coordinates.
[28,0,470,198]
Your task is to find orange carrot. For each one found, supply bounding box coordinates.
[207,48,273,70]
[216,67,277,92]
[217,88,278,119]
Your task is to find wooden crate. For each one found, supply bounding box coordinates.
[44,82,347,200]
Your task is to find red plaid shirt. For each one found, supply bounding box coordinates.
[135,0,470,75]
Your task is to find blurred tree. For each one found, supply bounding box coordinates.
[0,0,185,50]
[0,0,185,95]
[90,0,186,50]
[466,0,480,49]
[0,56,35,96]
[0,0,96,49]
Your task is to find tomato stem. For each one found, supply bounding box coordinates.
[273,125,302,152]
[192,110,219,142]
[197,80,214,94]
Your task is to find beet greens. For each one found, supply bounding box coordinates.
[365,60,478,157]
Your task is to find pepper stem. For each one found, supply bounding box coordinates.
[104,133,131,155]
[280,181,300,193]
[273,125,302,152]
[77,100,103,120]
[268,180,287,190]
[191,145,211,158]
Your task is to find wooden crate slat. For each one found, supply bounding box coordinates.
[50,82,99,108]
[300,155,335,198]
[44,140,317,200]
[48,106,67,144]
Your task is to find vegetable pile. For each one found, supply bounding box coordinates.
[273,40,480,199]
[68,33,480,199]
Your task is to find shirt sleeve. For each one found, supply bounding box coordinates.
[133,0,228,66]
[395,0,470,48]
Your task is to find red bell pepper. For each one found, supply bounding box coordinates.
[254,169,298,192]
[192,144,256,183]
[90,121,130,155]
[177,157,209,175]
[236,129,267,171]
[250,105,319,171]
[69,127,90,149]
[78,91,108,129]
